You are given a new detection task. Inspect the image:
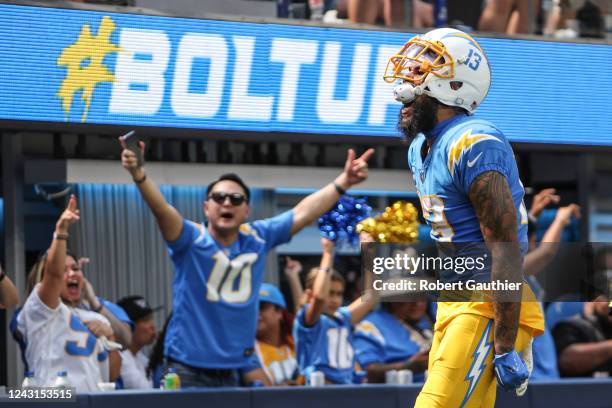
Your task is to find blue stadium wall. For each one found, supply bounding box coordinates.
[0,4,610,145]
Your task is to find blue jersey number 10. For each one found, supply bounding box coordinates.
[207,252,257,303]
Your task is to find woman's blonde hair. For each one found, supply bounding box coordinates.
[25,250,79,297]
[25,252,47,297]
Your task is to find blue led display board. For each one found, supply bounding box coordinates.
[0,4,610,145]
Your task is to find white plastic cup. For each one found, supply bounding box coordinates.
[98,382,116,391]
[309,371,325,386]
[385,370,399,384]
[397,369,414,385]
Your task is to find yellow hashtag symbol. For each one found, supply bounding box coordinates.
[57,16,121,122]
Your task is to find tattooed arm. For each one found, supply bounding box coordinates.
[469,171,523,354]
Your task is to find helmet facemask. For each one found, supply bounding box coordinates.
[383,37,454,85]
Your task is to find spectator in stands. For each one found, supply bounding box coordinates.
[294,236,378,384]
[21,254,133,350]
[354,301,432,383]
[78,262,133,349]
[523,188,581,381]
[524,195,580,278]
[346,0,433,28]
[553,296,612,377]
[543,0,608,38]
[117,296,160,389]
[243,283,301,386]
[478,0,540,34]
[147,313,172,388]
[0,265,19,309]
[16,195,121,391]
[120,139,374,387]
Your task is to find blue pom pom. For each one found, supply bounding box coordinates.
[318,195,372,247]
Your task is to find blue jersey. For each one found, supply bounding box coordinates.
[408,114,545,337]
[354,309,433,382]
[164,211,293,369]
[293,305,354,384]
[408,114,528,280]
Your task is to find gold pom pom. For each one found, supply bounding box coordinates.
[357,201,420,243]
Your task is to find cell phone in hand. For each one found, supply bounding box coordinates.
[120,130,143,167]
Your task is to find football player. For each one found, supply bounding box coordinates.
[384,28,545,406]
[120,140,374,387]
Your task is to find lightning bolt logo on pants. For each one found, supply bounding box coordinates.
[461,320,493,408]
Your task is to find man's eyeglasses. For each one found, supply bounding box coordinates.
[208,192,247,206]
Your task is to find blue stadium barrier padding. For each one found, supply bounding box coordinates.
[530,379,612,408]
[2,381,611,407]
[252,384,401,408]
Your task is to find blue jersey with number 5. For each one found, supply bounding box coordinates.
[164,211,293,369]
[407,114,528,281]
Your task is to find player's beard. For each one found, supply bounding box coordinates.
[397,95,439,145]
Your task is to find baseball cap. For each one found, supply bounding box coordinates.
[117,295,162,322]
[259,283,286,309]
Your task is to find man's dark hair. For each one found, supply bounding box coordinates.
[206,173,250,203]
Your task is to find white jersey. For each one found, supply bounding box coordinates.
[17,284,111,392]
[120,350,152,389]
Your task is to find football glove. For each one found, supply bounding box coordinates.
[493,349,529,391]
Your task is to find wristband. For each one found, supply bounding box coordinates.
[333,182,346,195]
[133,173,147,185]
[53,232,69,241]
[92,302,103,313]
[319,267,331,273]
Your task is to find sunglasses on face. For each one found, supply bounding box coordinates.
[208,191,247,206]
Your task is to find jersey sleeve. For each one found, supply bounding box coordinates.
[18,284,62,336]
[251,210,294,251]
[354,320,385,368]
[166,219,204,255]
[447,130,512,194]
[337,306,352,327]
[295,304,322,333]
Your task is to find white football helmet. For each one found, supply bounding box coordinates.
[383,28,491,114]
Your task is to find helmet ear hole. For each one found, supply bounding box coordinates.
[450,81,463,91]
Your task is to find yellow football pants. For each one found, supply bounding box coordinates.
[414,313,532,408]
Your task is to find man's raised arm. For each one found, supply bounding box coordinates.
[119,139,183,242]
[290,148,374,236]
